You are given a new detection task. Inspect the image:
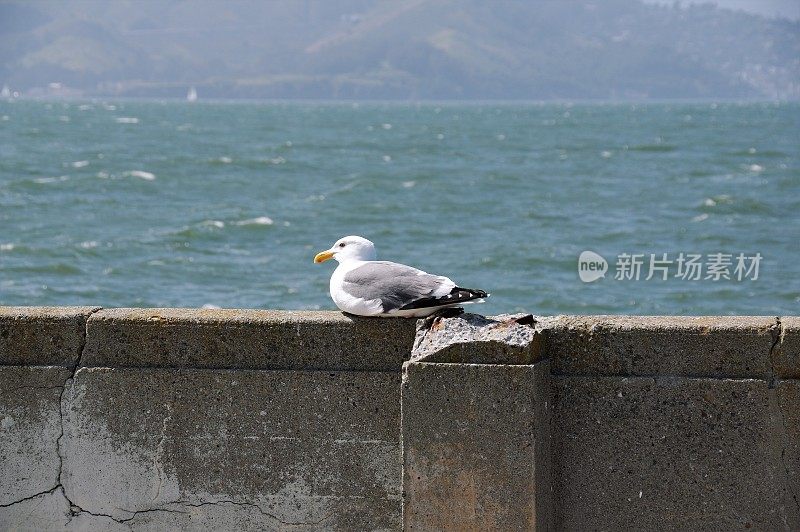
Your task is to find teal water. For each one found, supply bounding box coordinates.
[0,100,797,315]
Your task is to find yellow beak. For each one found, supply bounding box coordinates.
[314,250,335,263]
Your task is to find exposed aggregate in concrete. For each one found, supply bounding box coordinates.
[410,312,544,364]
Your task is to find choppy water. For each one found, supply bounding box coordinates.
[0,99,797,315]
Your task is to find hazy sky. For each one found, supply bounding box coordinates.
[645,0,800,19]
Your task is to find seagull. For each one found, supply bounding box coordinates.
[313,235,488,317]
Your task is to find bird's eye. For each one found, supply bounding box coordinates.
[338,242,346,248]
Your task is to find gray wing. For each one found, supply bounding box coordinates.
[342,261,453,312]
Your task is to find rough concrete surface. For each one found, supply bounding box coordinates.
[0,367,69,506]
[83,308,417,371]
[542,315,779,378]
[776,317,800,379]
[2,307,799,531]
[402,361,551,531]
[0,306,99,366]
[410,312,544,364]
[551,375,800,530]
[776,380,800,518]
[59,366,401,530]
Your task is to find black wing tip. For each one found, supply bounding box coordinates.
[454,287,488,299]
[398,286,489,311]
[466,288,489,299]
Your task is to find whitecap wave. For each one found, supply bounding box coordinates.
[125,170,156,180]
[34,175,69,184]
[201,220,225,228]
[116,117,139,124]
[235,216,274,226]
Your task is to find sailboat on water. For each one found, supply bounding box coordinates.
[186,86,198,102]
[1,85,10,99]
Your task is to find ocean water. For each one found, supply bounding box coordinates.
[0,100,797,316]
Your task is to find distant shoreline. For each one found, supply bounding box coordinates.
[3,96,798,106]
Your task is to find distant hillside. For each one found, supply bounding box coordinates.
[0,0,798,99]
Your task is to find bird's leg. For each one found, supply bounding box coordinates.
[418,307,465,331]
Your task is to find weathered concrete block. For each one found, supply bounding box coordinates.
[776,380,800,519]
[776,317,800,378]
[543,315,777,378]
[60,367,401,529]
[83,308,416,371]
[551,375,800,530]
[402,361,551,531]
[0,366,69,506]
[411,312,544,364]
[0,306,99,366]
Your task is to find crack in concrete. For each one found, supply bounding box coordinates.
[168,499,335,527]
[768,316,781,389]
[0,486,60,508]
[58,488,190,527]
[67,498,336,528]
[54,308,102,525]
[105,503,189,524]
[151,401,172,505]
[24,305,337,528]
[0,310,102,512]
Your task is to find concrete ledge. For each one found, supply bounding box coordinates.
[83,308,417,371]
[541,315,782,378]
[0,306,99,366]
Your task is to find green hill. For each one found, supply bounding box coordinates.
[1,0,797,99]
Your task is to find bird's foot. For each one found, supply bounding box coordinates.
[419,307,464,329]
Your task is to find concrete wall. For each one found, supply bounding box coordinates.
[545,316,798,530]
[1,308,797,531]
[0,307,416,531]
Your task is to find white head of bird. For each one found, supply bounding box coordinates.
[314,235,377,264]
